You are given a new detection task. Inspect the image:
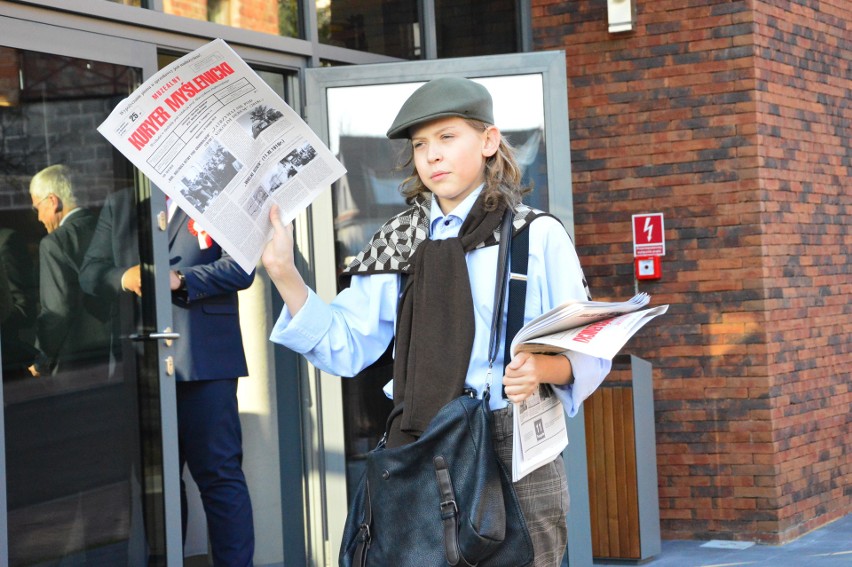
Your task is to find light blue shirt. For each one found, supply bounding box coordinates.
[270,188,611,415]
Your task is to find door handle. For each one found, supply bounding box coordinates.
[130,328,180,342]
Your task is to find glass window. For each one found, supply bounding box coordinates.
[436,0,518,57]
[318,0,421,59]
[115,0,302,38]
[0,45,163,565]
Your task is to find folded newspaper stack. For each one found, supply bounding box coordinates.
[510,292,668,361]
[510,293,668,482]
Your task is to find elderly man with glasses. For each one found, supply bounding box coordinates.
[27,164,109,377]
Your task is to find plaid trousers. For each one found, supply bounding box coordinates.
[492,405,569,567]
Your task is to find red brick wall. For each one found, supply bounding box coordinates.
[532,0,851,543]
[752,0,852,541]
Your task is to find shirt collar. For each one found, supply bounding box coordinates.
[59,206,81,227]
[429,185,484,233]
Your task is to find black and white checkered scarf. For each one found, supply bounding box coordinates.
[341,193,540,279]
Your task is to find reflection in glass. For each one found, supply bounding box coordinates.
[326,75,549,497]
[27,165,111,377]
[318,0,420,58]
[0,46,161,565]
[158,0,301,38]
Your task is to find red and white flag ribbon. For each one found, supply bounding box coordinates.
[187,219,213,250]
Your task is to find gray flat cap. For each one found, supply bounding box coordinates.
[386,77,494,139]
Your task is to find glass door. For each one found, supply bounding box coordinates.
[302,52,593,566]
[0,18,181,566]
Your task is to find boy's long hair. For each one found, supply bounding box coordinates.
[398,119,532,211]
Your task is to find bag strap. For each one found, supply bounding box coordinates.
[353,480,372,567]
[502,222,529,399]
[434,455,478,567]
[487,208,514,394]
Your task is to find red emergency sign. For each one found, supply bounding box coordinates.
[632,213,665,257]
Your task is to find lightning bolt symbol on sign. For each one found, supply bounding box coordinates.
[643,217,654,242]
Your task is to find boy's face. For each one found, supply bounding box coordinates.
[410,116,499,214]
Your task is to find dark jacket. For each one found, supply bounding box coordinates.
[80,189,254,381]
[0,228,38,376]
[35,208,110,373]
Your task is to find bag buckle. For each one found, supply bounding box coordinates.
[357,523,371,542]
[439,498,458,520]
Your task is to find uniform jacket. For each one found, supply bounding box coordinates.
[80,189,254,381]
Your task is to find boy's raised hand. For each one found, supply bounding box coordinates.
[262,205,309,314]
[262,205,295,281]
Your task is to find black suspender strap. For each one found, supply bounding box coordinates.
[489,209,514,376]
[502,223,529,399]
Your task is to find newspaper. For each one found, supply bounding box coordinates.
[512,384,568,482]
[511,293,669,360]
[510,293,668,481]
[97,39,346,273]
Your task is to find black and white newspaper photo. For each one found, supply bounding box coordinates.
[97,38,346,273]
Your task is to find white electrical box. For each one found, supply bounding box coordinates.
[607,0,635,33]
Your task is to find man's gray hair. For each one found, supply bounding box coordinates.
[29,164,77,203]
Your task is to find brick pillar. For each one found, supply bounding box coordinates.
[531,0,851,543]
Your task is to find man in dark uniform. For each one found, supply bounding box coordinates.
[80,187,256,566]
